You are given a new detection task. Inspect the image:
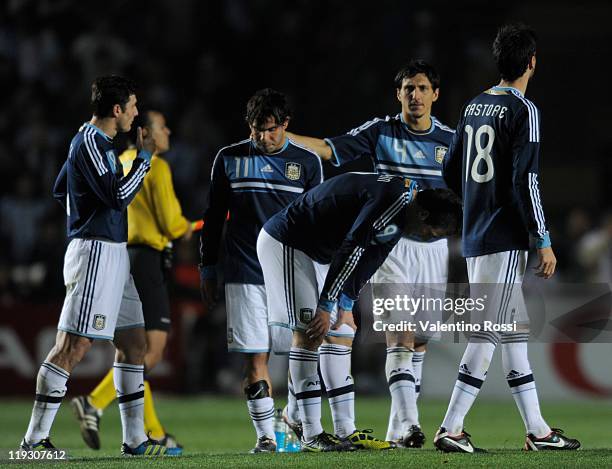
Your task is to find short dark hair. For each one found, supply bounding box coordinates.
[492,24,537,81]
[416,189,462,235]
[91,75,137,118]
[245,88,291,127]
[394,59,440,90]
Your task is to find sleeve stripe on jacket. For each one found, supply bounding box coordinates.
[328,246,365,300]
[528,172,547,237]
[83,128,108,176]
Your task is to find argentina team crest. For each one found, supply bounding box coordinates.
[435,146,448,164]
[299,308,314,323]
[285,162,302,181]
[93,314,106,331]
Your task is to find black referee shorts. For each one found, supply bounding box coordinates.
[128,245,171,332]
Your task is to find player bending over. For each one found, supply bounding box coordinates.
[287,60,454,447]
[257,172,461,452]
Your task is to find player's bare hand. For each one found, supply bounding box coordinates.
[136,126,156,154]
[200,277,218,312]
[535,247,556,279]
[332,308,357,331]
[182,222,194,241]
[306,309,331,341]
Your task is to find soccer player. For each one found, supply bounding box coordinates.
[21,76,177,456]
[435,24,580,453]
[287,59,454,446]
[258,172,462,452]
[198,89,323,453]
[71,110,191,453]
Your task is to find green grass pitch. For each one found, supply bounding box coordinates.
[1,396,611,467]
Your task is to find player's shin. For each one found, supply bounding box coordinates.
[385,347,419,436]
[319,343,355,438]
[24,362,69,444]
[113,362,147,448]
[441,338,496,435]
[245,380,275,440]
[289,346,323,441]
[286,373,300,423]
[501,336,550,437]
[412,349,426,400]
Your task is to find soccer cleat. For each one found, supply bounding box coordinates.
[71,395,102,450]
[20,437,57,451]
[402,425,426,448]
[122,438,181,456]
[282,405,303,440]
[433,427,484,453]
[301,432,356,452]
[158,433,184,455]
[345,429,396,450]
[250,436,277,453]
[524,428,580,451]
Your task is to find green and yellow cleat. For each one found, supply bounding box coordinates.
[345,429,396,450]
[121,438,181,456]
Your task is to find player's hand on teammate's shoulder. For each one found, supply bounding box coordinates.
[307,308,331,340]
[534,246,556,279]
[136,126,156,155]
[332,308,357,331]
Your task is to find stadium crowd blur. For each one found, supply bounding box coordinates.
[1,1,610,392]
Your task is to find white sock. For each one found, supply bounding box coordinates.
[441,339,496,434]
[246,396,275,439]
[24,362,69,444]
[385,346,418,438]
[319,344,355,438]
[502,337,550,437]
[114,362,147,448]
[287,375,300,423]
[412,351,426,400]
[289,347,322,441]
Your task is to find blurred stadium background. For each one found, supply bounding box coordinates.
[1,0,611,456]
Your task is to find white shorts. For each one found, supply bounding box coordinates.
[372,237,448,341]
[257,230,355,354]
[225,283,271,353]
[58,238,144,340]
[466,250,529,326]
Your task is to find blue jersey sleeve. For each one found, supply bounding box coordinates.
[324,119,381,167]
[53,161,68,210]
[75,136,150,211]
[318,180,415,311]
[305,155,324,189]
[199,150,230,276]
[512,105,550,247]
[442,111,465,198]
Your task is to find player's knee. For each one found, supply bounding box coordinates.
[292,331,322,351]
[386,331,414,349]
[244,353,269,377]
[244,379,270,400]
[49,332,92,369]
[323,335,353,347]
[114,329,146,364]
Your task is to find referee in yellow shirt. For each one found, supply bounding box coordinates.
[71,110,192,453]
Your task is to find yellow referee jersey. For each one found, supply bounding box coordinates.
[120,148,189,251]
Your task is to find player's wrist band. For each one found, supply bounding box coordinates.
[137,149,153,163]
[338,294,355,312]
[199,265,216,280]
[318,299,336,313]
[536,232,551,249]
